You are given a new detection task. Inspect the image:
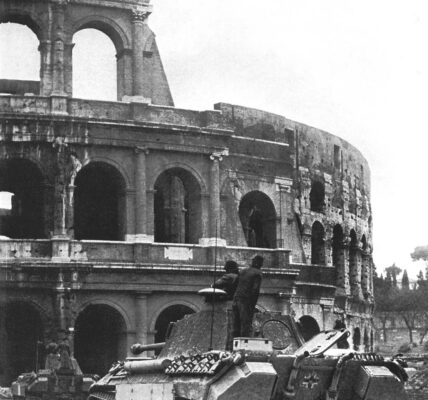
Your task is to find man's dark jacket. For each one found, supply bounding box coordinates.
[233,266,262,307]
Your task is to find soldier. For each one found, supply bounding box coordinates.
[232,255,263,337]
[212,260,239,299]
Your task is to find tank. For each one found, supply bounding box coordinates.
[89,290,408,400]
[10,341,95,400]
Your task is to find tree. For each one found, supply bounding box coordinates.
[385,263,402,287]
[401,270,410,290]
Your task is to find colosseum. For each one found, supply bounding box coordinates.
[0,0,374,384]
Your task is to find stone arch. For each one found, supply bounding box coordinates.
[311,221,325,265]
[298,315,320,341]
[150,162,207,195]
[74,302,128,376]
[149,300,200,333]
[0,9,44,40]
[76,299,132,331]
[0,301,45,385]
[70,15,130,53]
[0,158,46,238]
[153,304,197,345]
[153,167,203,244]
[239,190,277,249]
[74,161,127,240]
[81,156,132,188]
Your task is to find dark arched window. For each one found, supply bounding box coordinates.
[74,162,126,240]
[311,221,325,265]
[298,315,321,342]
[154,168,202,244]
[75,304,127,376]
[310,181,325,212]
[0,159,45,238]
[3,302,43,385]
[239,191,277,249]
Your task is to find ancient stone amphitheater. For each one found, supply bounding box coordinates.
[0,0,374,383]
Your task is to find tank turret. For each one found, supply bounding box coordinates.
[89,290,408,400]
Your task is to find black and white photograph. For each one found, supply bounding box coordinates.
[0,0,427,398]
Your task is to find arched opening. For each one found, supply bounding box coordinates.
[309,180,325,213]
[74,304,127,376]
[239,191,277,249]
[72,29,117,101]
[0,159,45,238]
[154,305,195,345]
[311,221,325,265]
[0,22,40,94]
[1,302,43,385]
[298,315,320,342]
[74,162,126,240]
[154,168,202,244]
[353,327,361,351]
[361,234,368,252]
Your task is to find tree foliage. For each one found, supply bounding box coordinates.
[374,266,428,344]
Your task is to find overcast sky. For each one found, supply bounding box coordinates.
[1,0,427,279]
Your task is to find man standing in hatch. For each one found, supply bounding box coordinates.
[232,255,263,337]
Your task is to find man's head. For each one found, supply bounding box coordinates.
[251,255,264,269]
[224,260,239,274]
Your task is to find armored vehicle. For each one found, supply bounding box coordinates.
[89,290,408,400]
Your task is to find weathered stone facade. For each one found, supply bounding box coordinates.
[0,0,374,384]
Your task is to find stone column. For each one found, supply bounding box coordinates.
[350,245,363,300]
[275,180,292,249]
[361,251,370,298]
[132,10,150,97]
[117,49,133,100]
[64,42,74,97]
[133,147,153,242]
[39,40,52,96]
[199,150,228,246]
[42,182,54,238]
[336,240,350,296]
[51,1,67,96]
[135,292,150,347]
[66,184,75,238]
[146,189,156,239]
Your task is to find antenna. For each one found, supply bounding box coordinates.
[209,221,218,351]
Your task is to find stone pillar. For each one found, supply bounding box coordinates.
[132,10,150,97]
[275,179,293,249]
[325,238,333,266]
[65,184,75,237]
[135,292,150,348]
[146,189,155,238]
[125,189,136,241]
[302,232,312,263]
[39,40,52,96]
[361,251,370,298]
[64,42,74,97]
[117,49,133,100]
[350,245,363,300]
[199,151,228,246]
[336,241,350,296]
[42,183,54,238]
[133,147,153,242]
[51,1,67,96]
